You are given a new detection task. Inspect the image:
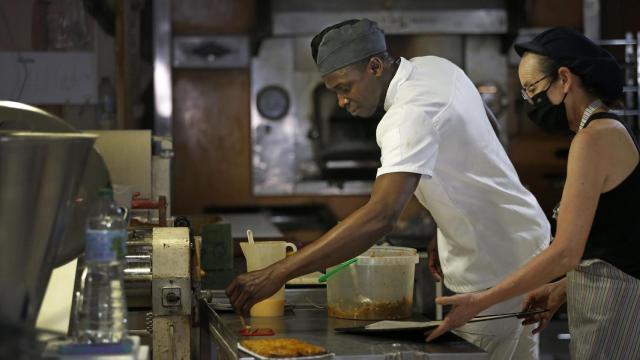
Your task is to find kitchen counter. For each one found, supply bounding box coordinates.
[202,289,487,360]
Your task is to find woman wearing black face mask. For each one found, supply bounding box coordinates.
[426,27,640,359]
[520,57,570,133]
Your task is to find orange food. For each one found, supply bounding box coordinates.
[328,298,412,320]
[240,338,328,358]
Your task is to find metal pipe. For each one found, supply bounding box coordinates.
[583,0,600,40]
[636,32,640,137]
[126,254,151,262]
[153,0,172,138]
[127,240,152,247]
[124,268,152,277]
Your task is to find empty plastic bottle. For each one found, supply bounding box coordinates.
[76,188,128,344]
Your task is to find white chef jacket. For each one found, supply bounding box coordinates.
[377,56,550,293]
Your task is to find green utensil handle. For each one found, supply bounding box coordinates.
[318,258,358,283]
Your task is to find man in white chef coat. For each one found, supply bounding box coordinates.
[227,19,550,359]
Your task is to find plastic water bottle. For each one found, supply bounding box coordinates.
[76,188,128,344]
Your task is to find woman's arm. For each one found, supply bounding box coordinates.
[427,129,608,341]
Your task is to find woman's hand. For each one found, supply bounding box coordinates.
[519,279,567,334]
[425,292,488,342]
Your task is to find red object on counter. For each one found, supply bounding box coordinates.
[239,328,276,336]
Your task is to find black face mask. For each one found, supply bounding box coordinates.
[526,89,569,133]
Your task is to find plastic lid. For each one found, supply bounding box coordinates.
[355,246,419,266]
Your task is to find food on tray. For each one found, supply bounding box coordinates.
[328,298,412,320]
[240,338,328,358]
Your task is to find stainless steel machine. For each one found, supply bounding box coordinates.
[0,101,112,267]
[0,104,98,357]
[0,102,197,359]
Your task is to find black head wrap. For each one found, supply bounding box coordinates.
[515,27,623,102]
[311,19,387,76]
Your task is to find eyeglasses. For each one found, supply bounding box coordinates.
[520,75,552,104]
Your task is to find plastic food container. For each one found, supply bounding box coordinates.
[326,246,419,320]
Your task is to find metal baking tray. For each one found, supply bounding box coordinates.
[237,343,334,360]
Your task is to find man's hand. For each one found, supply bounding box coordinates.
[427,236,443,282]
[225,266,286,315]
[425,292,487,342]
[519,280,567,334]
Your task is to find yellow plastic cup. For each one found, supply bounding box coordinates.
[239,241,297,317]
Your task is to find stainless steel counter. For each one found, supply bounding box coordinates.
[202,289,487,360]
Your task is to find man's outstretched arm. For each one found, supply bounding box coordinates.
[226,172,422,314]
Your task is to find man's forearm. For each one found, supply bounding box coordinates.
[274,202,395,281]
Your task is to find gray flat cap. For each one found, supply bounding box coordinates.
[313,19,387,76]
